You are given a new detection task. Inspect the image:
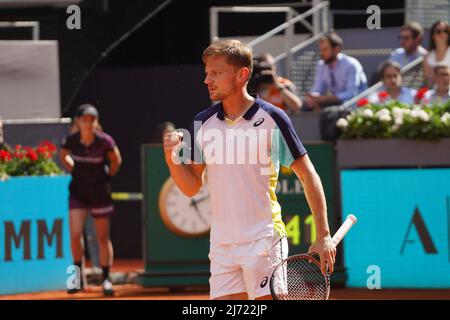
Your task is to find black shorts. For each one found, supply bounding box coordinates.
[69,182,114,218]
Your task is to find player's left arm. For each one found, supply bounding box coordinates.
[107,146,122,177]
[290,154,336,274]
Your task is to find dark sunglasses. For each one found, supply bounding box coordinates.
[434,28,448,34]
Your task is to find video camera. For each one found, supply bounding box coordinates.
[248,58,274,93]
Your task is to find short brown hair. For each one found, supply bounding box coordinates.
[400,22,424,39]
[378,60,402,80]
[320,31,343,48]
[202,39,253,76]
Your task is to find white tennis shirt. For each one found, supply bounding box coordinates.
[187,96,307,245]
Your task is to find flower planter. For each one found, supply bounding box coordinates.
[0,175,72,295]
[337,138,450,168]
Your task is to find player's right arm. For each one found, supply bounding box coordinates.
[163,132,206,197]
[59,148,74,173]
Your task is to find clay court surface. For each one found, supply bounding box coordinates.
[1,260,450,300]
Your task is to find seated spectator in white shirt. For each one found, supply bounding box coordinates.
[306,31,367,111]
[420,63,450,105]
[368,61,416,104]
[389,22,427,68]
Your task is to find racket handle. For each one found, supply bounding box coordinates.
[332,214,357,246]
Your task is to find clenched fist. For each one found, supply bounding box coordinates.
[163,131,184,164]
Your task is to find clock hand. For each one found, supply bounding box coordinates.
[191,194,209,204]
[190,199,209,226]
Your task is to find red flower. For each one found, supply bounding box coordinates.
[39,141,57,154]
[0,150,12,162]
[357,98,369,107]
[15,144,22,151]
[36,146,50,158]
[415,87,428,101]
[14,151,24,159]
[378,91,389,102]
[26,149,38,161]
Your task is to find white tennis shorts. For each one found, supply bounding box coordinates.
[208,233,288,300]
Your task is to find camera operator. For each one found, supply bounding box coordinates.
[249,54,302,112]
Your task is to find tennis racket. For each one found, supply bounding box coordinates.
[270,214,357,300]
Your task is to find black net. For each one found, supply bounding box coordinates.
[271,254,330,300]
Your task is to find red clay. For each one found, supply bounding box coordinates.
[1,260,449,300]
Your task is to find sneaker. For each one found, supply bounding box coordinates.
[67,285,83,294]
[102,279,114,296]
[67,280,84,294]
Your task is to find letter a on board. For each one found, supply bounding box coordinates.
[400,207,437,254]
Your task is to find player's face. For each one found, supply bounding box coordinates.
[204,55,242,101]
[77,115,97,134]
[319,40,339,64]
[383,67,402,90]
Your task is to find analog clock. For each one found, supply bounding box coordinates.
[158,177,211,237]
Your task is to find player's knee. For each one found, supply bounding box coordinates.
[70,232,83,244]
[96,234,110,246]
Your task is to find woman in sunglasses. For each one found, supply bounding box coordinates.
[424,20,450,86]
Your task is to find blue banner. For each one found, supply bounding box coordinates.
[341,168,450,288]
[0,176,72,295]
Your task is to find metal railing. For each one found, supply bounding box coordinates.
[209,1,329,76]
[0,21,40,40]
[1,118,71,125]
[341,56,424,109]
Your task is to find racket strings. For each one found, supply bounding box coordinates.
[273,256,330,300]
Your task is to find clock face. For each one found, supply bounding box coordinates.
[158,177,211,237]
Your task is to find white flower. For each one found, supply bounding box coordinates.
[441,112,450,124]
[376,108,390,118]
[394,117,404,125]
[336,118,349,129]
[392,124,400,131]
[411,109,421,118]
[419,113,430,122]
[419,110,430,122]
[362,109,374,118]
[379,114,392,123]
[411,109,430,122]
[392,107,404,119]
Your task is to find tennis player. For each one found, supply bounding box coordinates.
[163,40,336,300]
[60,104,122,295]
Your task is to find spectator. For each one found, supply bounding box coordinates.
[420,63,450,105]
[249,53,302,112]
[0,117,12,152]
[368,61,416,104]
[389,22,427,68]
[423,21,450,86]
[306,31,367,110]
